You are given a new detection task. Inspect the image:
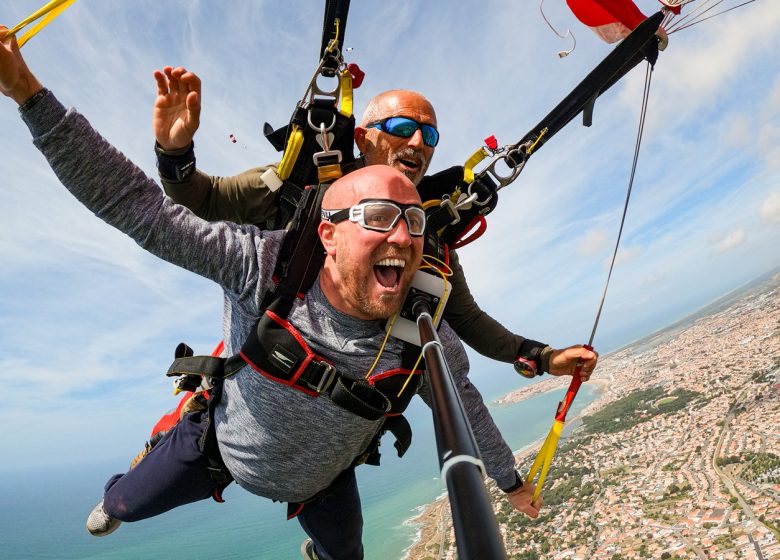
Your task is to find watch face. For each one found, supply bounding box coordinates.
[514,357,537,378]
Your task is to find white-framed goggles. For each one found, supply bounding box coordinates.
[321,198,426,237]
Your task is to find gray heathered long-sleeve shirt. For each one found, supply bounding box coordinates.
[20,91,517,503]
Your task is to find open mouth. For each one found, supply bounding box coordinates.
[373,257,406,289]
[397,158,419,171]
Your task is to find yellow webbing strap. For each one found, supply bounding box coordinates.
[338,67,353,118]
[277,125,304,181]
[462,146,489,184]
[525,419,564,501]
[317,164,342,183]
[2,0,77,47]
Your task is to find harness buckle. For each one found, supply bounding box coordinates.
[314,361,337,394]
[439,192,478,226]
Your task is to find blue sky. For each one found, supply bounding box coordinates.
[0,0,777,469]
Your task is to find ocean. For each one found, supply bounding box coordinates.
[0,384,600,560]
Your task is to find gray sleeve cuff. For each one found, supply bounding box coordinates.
[19,88,67,139]
[495,468,520,491]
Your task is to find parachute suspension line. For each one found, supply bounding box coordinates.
[665,0,756,34]
[526,61,656,503]
[539,0,577,58]
[665,0,721,33]
[661,9,679,32]
[587,60,654,346]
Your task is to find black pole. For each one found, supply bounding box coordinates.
[415,302,507,560]
[518,11,663,155]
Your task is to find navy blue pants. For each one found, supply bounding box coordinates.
[102,410,364,560]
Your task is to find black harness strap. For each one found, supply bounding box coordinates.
[264,106,356,231]
[263,184,329,314]
[320,0,351,76]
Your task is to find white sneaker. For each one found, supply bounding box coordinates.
[85,499,121,537]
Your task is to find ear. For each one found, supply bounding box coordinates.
[319,221,338,256]
[354,126,367,154]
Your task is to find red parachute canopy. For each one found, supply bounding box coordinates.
[567,0,648,43]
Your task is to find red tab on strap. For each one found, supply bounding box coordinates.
[348,63,365,88]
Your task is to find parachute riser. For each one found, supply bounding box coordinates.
[457,11,665,215]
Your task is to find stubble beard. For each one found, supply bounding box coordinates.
[338,252,416,320]
[391,147,430,186]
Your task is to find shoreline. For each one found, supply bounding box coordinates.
[494,375,611,407]
[404,376,612,559]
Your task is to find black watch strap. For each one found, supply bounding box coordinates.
[502,470,524,494]
[155,141,196,183]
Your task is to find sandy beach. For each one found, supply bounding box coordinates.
[495,375,611,407]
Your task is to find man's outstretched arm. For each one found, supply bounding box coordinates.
[0,31,275,300]
[444,250,599,378]
[152,66,280,225]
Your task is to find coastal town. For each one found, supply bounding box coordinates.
[407,273,780,560]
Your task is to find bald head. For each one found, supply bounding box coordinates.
[322,165,421,210]
[360,90,437,128]
[318,165,424,321]
[355,90,438,186]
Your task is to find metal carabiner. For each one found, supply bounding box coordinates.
[312,122,343,167]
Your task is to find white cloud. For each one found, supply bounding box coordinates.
[758,122,780,169]
[760,192,780,225]
[639,271,665,288]
[613,245,642,266]
[722,113,752,149]
[714,228,747,253]
[579,229,609,256]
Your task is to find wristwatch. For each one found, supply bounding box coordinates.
[513,356,538,379]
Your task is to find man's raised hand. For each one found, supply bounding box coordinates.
[0,26,43,105]
[153,66,201,151]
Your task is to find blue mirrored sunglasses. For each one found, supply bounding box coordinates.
[365,117,440,147]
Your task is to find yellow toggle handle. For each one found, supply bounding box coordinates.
[525,419,564,501]
[2,0,78,48]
